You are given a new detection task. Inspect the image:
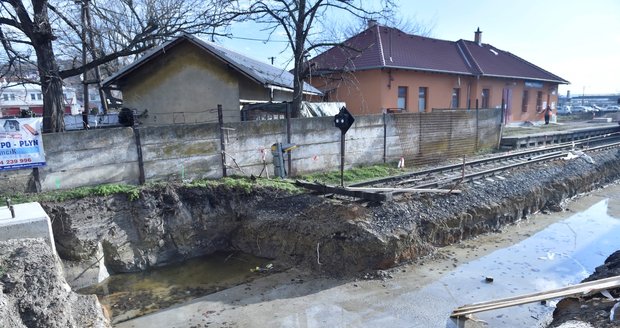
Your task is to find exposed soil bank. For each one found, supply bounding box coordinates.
[43,148,620,287]
[549,250,620,327]
[0,238,110,328]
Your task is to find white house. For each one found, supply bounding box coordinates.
[0,82,81,117]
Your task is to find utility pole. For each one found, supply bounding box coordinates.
[84,0,108,114]
[582,86,585,105]
[268,57,275,65]
[81,0,89,115]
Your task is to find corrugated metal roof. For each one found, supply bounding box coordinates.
[103,34,322,95]
[310,26,568,84]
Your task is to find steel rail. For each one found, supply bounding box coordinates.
[350,133,620,188]
[408,140,620,190]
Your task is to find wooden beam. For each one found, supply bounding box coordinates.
[346,187,461,194]
[295,180,392,202]
[451,275,620,317]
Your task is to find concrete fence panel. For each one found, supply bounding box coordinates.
[0,108,502,193]
[139,123,222,181]
[39,128,140,191]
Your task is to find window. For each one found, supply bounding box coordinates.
[522,90,529,112]
[451,88,460,108]
[418,87,427,112]
[481,89,490,108]
[10,94,15,101]
[37,93,42,100]
[536,91,543,111]
[2,94,8,101]
[30,93,36,100]
[90,93,97,101]
[397,86,408,110]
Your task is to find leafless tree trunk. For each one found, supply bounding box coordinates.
[1,0,232,132]
[237,0,397,118]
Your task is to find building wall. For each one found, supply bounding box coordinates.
[313,70,386,116]
[238,79,294,104]
[313,69,560,123]
[470,77,559,123]
[120,41,241,124]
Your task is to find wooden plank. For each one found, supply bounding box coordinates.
[295,180,392,202]
[345,187,461,194]
[451,275,620,317]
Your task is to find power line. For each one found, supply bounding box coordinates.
[228,35,289,43]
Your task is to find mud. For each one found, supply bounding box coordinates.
[43,148,620,287]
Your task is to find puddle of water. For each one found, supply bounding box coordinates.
[413,198,620,328]
[78,252,272,323]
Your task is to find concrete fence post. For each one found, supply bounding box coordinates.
[218,104,227,178]
[383,112,387,163]
[286,103,292,176]
[133,128,145,184]
[476,107,480,152]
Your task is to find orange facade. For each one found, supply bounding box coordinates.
[313,69,560,124]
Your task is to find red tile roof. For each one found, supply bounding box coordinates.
[310,25,568,84]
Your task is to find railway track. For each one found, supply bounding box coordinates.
[295,132,620,201]
[349,133,620,194]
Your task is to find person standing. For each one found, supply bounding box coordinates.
[544,106,552,125]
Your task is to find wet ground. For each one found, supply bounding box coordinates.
[78,252,272,324]
[115,182,620,328]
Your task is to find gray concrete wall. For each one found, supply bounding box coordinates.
[39,128,140,191]
[138,123,223,181]
[0,109,502,193]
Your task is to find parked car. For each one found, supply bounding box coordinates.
[604,105,620,112]
[571,106,595,113]
[556,106,571,115]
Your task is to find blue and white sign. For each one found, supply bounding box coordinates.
[0,117,46,171]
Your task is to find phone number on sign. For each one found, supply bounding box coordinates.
[0,158,32,165]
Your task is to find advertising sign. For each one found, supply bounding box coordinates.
[0,117,46,171]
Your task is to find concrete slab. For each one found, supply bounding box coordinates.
[0,202,56,254]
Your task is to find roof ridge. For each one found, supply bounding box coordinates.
[457,39,483,75]
[376,25,386,66]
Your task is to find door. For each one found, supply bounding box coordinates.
[502,88,513,124]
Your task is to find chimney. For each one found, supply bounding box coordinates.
[368,19,378,29]
[474,27,482,45]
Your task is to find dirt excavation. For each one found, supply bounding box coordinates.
[3,147,620,327]
[0,239,109,328]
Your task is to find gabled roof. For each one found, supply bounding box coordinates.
[103,34,322,95]
[310,25,569,84]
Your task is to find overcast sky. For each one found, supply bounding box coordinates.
[220,0,620,97]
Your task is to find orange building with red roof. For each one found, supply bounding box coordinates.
[308,24,569,124]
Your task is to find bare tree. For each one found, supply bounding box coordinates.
[336,15,435,41]
[0,0,232,132]
[234,0,397,118]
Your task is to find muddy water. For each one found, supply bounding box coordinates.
[79,252,271,323]
[116,184,620,328]
[414,196,620,327]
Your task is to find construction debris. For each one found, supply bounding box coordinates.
[451,275,620,318]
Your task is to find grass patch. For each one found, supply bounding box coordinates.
[1,177,302,206]
[187,176,302,194]
[298,164,403,185]
[2,183,141,204]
